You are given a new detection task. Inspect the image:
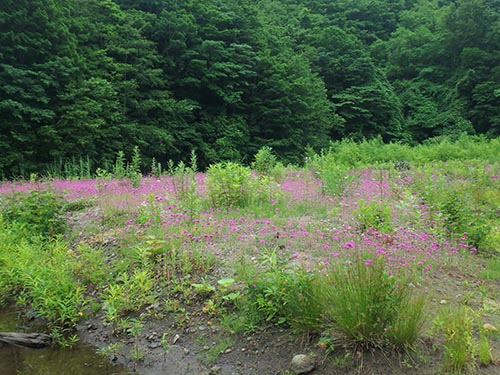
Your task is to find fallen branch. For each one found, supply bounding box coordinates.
[0,332,51,348]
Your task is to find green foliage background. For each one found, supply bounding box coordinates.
[1,0,499,177]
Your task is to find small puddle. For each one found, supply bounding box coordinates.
[0,307,132,375]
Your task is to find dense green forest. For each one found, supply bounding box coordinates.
[1,0,499,177]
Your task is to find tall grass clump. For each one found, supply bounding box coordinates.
[321,257,426,349]
[234,251,425,350]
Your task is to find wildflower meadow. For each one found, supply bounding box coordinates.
[1,137,499,374]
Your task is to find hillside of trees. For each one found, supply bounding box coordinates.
[1,0,499,177]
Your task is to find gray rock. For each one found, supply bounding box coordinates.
[209,365,222,374]
[290,354,315,374]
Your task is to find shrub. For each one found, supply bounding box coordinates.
[306,149,355,196]
[354,199,393,234]
[206,162,252,208]
[0,222,87,334]
[252,146,278,175]
[1,188,68,238]
[206,162,281,209]
[235,248,323,333]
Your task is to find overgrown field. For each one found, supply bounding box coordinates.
[1,138,500,374]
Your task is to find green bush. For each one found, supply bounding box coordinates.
[235,248,323,333]
[1,188,68,238]
[206,162,252,208]
[206,162,281,209]
[354,199,393,234]
[306,150,355,196]
[252,146,278,175]
[0,222,87,333]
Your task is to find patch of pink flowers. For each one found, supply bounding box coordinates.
[0,166,485,274]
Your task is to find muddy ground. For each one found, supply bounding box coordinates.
[76,300,500,375]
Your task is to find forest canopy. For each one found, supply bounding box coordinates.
[1,0,499,177]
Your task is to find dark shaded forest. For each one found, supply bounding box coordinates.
[1,0,499,177]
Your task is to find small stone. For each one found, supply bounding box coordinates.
[148,342,161,349]
[440,299,447,305]
[209,365,222,374]
[483,323,497,332]
[241,348,246,352]
[224,348,232,354]
[203,345,210,351]
[290,354,315,374]
[183,348,190,355]
[172,334,180,344]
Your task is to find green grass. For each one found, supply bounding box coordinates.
[321,256,425,349]
[481,258,500,280]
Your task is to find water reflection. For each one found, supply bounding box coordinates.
[0,307,131,375]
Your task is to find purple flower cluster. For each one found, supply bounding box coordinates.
[0,167,483,273]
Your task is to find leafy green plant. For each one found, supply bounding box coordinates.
[168,151,201,217]
[127,145,142,187]
[70,243,112,286]
[197,335,234,364]
[130,345,146,362]
[206,162,252,208]
[354,199,393,234]
[1,188,68,238]
[151,157,163,177]
[45,156,92,180]
[0,224,87,338]
[206,161,282,209]
[96,342,123,360]
[102,269,155,322]
[252,146,277,175]
[306,149,355,196]
[433,306,476,374]
[114,150,127,178]
[477,333,492,366]
[235,248,323,333]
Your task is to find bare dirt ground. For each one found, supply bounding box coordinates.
[75,267,500,375]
